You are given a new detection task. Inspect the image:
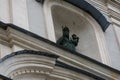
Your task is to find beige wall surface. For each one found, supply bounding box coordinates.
[0,0,10,23]
[27,0,47,38]
[0,0,120,79]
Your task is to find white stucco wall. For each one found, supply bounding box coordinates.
[27,0,47,38]
[0,0,10,23]
[0,0,120,72]
[0,44,12,58]
[105,24,120,70]
[10,0,29,30]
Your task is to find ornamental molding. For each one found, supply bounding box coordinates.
[0,50,59,63]
[108,9,120,18]
[10,68,50,78]
[112,0,120,4]
[0,52,57,78]
[108,0,120,10]
[0,23,120,79]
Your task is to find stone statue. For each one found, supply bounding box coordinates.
[71,34,79,47]
[57,26,79,51]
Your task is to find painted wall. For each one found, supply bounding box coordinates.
[88,0,120,70]
[0,0,10,23]
[0,0,120,71]
[27,0,47,38]
[105,24,120,70]
[10,0,29,30]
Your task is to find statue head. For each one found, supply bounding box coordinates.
[63,26,69,32]
[62,26,69,38]
[72,34,77,39]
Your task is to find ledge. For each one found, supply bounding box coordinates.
[0,21,120,75]
[0,50,105,80]
[0,50,59,63]
[0,74,12,80]
[111,0,120,4]
[1,21,120,80]
[56,60,105,80]
[0,21,7,30]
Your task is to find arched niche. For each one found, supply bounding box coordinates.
[43,0,110,64]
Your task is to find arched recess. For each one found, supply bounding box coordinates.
[43,0,110,65]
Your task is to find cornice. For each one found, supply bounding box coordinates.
[0,50,105,80]
[111,0,120,5]
[55,60,105,80]
[0,27,9,46]
[0,50,58,78]
[0,75,12,80]
[0,21,7,30]
[10,68,50,78]
[109,9,120,20]
[85,0,108,14]
[0,21,120,79]
[107,0,120,13]
[0,21,120,73]
[0,51,106,80]
[0,50,59,63]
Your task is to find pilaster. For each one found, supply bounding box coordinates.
[9,0,29,30]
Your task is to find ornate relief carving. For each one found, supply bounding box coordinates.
[10,69,50,78]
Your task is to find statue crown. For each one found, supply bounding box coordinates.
[63,26,69,32]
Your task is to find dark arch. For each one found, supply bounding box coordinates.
[36,0,110,32]
[65,0,110,32]
[0,50,59,63]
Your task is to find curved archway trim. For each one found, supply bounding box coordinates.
[64,0,110,32]
[36,0,110,32]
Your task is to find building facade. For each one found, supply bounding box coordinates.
[0,0,120,80]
